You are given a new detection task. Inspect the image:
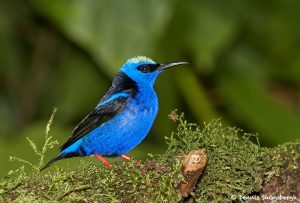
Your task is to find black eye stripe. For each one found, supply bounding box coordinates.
[137,64,160,73]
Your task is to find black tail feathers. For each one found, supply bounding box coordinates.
[40,153,68,171]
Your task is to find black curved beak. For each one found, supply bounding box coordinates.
[158,61,188,71]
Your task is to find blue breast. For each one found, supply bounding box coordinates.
[80,87,158,156]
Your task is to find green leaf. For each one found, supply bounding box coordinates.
[180,1,240,73]
[174,68,218,122]
[220,76,300,145]
[30,0,174,75]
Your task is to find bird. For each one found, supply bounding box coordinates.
[41,56,187,170]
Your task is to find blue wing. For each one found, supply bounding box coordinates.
[41,71,138,170]
[60,94,128,151]
[41,94,130,170]
[60,71,138,151]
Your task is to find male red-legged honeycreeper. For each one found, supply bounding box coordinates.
[41,56,187,170]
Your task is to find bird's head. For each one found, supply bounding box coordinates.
[120,56,188,86]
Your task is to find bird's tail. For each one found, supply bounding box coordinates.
[40,152,72,171]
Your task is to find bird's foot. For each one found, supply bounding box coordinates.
[95,154,111,168]
[120,154,131,161]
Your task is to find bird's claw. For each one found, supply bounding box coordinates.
[120,154,131,161]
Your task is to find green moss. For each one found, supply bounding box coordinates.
[166,116,264,202]
[0,112,299,202]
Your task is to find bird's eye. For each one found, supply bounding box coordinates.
[137,65,151,73]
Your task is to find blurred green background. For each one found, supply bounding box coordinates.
[1,0,300,177]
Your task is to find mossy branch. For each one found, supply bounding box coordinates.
[0,111,299,202]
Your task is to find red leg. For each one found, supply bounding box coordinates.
[95,154,111,168]
[120,155,131,161]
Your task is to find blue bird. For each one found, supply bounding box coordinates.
[41,56,187,169]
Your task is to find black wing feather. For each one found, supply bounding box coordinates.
[60,71,138,151]
[60,97,128,151]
